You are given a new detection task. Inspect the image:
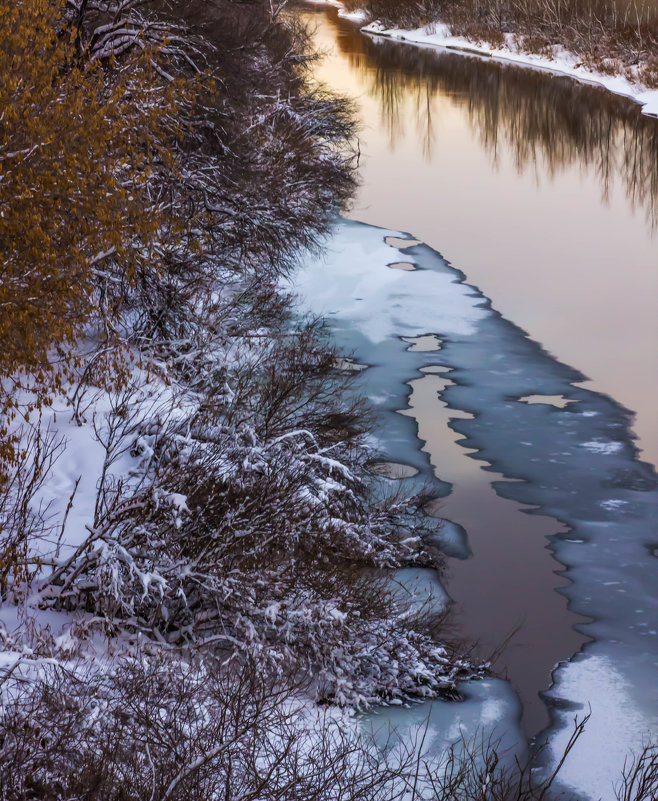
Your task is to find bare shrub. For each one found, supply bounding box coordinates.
[616,744,658,801]
[31,357,479,707]
[0,655,411,801]
[0,0,479,712]
[0,416,68,593]
[1,656,654,801]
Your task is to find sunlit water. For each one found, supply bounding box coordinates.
[291,5,657,791]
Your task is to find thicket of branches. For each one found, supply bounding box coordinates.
[1,0,479,722]
[1,652,656,801]
[345,0,658,85]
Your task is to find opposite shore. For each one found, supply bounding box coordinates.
[307,0,658,117]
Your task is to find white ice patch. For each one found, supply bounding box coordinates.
[291,223,487,343]
[548,653,657,801]
[581,440,623,455]
[365,678,525,784]
[600,499,627,511]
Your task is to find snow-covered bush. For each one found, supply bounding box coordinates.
[0,655,409,800]
[2,0,478,725]
[33,333,480,705]
[1,651,653,801]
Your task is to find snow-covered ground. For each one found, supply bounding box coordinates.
[304,0,367,22]
[0,376,183,665]
[305,0,658,117]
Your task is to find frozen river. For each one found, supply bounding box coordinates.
[293,5,658,798]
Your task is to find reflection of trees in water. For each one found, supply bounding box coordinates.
[365,62,436,157]
[329,12,658,226]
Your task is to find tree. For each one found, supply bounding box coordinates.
[0,0,187,433]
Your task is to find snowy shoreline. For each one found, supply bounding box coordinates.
[362,21,658,118]
[305,0,658,118]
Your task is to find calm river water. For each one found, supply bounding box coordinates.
[298,2,658,743]
[304,4,658,467]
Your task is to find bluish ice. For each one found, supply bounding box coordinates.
[290,219,658,800]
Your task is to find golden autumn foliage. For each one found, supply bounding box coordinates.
[0,0,189,409]
[0,0,201,474]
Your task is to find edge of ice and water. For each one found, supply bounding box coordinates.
[290,218,658,801]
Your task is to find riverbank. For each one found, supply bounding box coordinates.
[362,19,658,118]
[0,1,486,796]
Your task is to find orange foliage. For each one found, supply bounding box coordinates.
[0,0,194,464]
[0,1,186,395]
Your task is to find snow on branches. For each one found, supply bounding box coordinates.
[1,0,479,714]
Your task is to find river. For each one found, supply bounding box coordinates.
[303,4,658,468]
[292,4,658,798]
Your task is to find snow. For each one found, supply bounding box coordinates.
[0,377,184,671]
[599,499,627,511]
[30,402,110,552]
[546,653,657,801]
[581,439,623,455]
[328,607,348,623]
[291,221,487,343]
[292,218,525,767]
[338,7,367,22]
[389,567,449,615]
[362,21,658,118]
[423,519,472,560]
[305,0,658,115]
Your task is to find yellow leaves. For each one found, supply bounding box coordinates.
[0,0,206,469]
[0,0,219,483]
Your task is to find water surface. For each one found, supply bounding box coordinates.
[293,219,657,798]
[302,4,658,469]
[295,3,658,754]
